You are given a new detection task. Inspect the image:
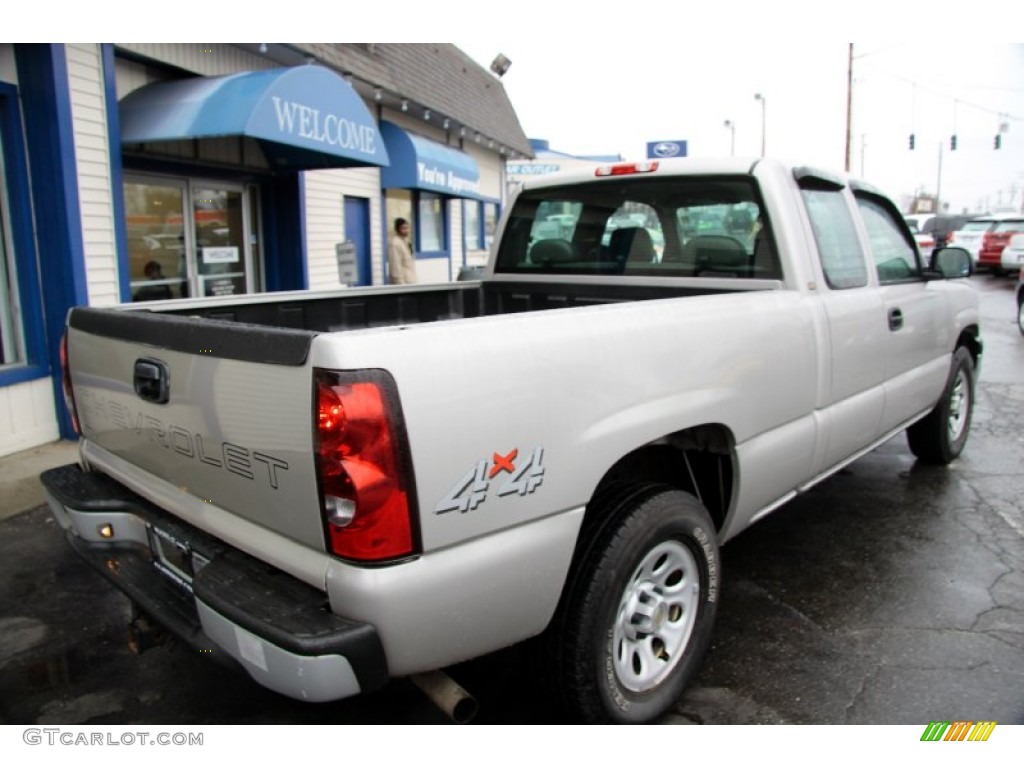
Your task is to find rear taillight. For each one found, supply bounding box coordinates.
[60,332,81,435]
[314,369,417,562]
[595,161,659,177]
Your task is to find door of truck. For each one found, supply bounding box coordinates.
[853,191,951,431]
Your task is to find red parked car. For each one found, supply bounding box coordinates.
[973,215,1024,275]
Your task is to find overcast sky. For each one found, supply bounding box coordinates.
[18,3,1024,215]
[456,40,1024,215]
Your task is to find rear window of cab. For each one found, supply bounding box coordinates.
[494,176,782,280]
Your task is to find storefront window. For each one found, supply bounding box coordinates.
[0,153,21,366]
[464,201,481,251]
[484,202,499,250]
[0,119,27,366]
[418,192,445,252]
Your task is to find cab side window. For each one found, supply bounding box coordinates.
[800,187,868,289]
[856,196,921,283]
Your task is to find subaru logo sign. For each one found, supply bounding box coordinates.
[646,140,688,159]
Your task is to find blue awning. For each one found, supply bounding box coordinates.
[379,121,481,198]
[119,66,389,170]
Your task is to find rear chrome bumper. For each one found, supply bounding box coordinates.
[41,463,388,703]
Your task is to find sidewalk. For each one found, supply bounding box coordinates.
[0,439,80,522]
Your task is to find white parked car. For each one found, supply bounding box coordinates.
[1001,233,1024,273]
[949,219,992,266]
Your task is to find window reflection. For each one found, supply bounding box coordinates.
[125,181,188,301]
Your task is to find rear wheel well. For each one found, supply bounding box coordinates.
[589,425,734,534]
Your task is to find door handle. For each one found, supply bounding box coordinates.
[888,308,904,331]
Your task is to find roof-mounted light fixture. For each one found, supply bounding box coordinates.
[490,53,512,78]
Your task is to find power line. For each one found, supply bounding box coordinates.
[860,62,1024,122]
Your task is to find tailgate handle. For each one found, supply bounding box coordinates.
[134,358,170,404]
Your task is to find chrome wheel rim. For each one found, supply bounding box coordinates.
[612,540,700,692]
[947,368,970,443]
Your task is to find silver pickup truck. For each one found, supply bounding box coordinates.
[42,158,980,724]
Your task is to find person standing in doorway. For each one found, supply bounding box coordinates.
[388,217,417,284]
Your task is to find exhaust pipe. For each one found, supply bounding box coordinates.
[409,670,479,724]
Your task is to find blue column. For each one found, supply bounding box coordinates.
[15,44,89,439]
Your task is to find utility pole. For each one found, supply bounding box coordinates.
[936,141,943,212]
[754,94,766,157]
[845,44,853,172]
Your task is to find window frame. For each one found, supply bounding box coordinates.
[0,81,48,387]
[416,191,447,256]
[463,199,481,252]
[462,198,502,260]
[797,179,869,291]
[853,190,925,284]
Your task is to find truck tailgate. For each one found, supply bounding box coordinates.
[67,308,325,552]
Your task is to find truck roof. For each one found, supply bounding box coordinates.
[515,156,882,197]
[517,157,767,191]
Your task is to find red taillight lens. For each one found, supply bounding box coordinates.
[60,333,81,435]
[315,370,416,562]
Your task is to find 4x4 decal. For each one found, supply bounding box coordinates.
[434,447,546,514]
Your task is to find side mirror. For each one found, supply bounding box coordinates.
[928,247,972,279]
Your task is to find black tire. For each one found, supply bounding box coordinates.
[1017,296,1024,337]
[539,484,720,724]
[906,346,975,464]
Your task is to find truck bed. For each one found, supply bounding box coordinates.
[134,279,761,334]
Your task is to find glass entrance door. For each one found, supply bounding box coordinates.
[193,185,252,298]
[125,177,257,303]
[125,179,189,301]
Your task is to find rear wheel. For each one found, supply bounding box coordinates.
[907,346,975,464]
[1017,295,1024,336]
[540,485,720,723]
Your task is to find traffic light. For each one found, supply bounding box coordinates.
[995,134,1002,150]
[950,134,957,151]
[909,133,915,150]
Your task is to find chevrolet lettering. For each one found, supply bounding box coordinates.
[77,392,289,489]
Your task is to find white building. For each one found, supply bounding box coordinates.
[0,43,532,456]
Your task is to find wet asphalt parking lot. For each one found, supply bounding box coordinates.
[1,274,1021,726]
